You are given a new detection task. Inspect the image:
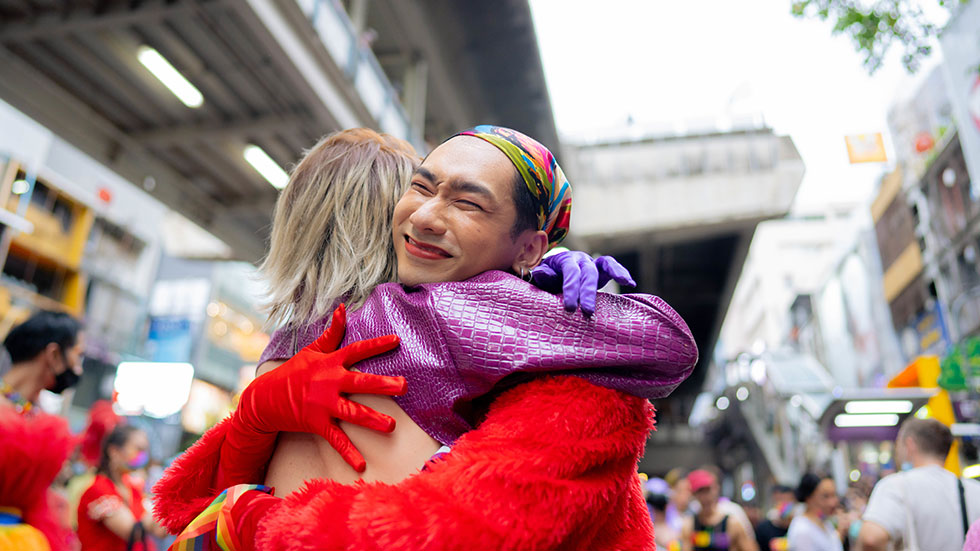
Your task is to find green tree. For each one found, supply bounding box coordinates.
[790,0,969,73]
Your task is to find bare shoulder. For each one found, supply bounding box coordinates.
[256,359,286,377]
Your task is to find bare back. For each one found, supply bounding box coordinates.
[257,361,441,495]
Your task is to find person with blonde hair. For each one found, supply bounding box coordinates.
[155,125,695,550]
[261,128,419,326]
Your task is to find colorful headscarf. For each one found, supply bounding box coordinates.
[454,125,571,249]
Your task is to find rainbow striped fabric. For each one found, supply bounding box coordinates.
[169,484,272,551]
[455,125,572,249]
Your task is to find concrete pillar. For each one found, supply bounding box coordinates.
[639,245,659,294]
[403,54,428,142]
[349,0,370,34]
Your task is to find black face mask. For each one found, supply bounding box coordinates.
[48,354,80,394]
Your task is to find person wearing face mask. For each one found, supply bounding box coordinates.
[786,474,843,551]
[77,425,166,551]
[0,311,84,551]
[0,310,84,414]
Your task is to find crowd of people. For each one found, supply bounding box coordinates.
[0,123,978,551]
[643,417,980,551]
[0,310,169,550]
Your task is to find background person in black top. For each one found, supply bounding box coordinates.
[754,485,794,551]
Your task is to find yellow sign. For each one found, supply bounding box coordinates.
[845,133,888,163]
[888,356,961,474]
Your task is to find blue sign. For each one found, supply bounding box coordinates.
[147,317,192,363]
[908,302,952,358]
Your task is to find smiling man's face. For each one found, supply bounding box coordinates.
[392,136,542,286]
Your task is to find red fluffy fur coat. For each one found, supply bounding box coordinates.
[154,376,657,550]
[0,408,77,551]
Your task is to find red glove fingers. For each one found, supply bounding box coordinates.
[334,334,401,366]
[319,419,365,474]
[308,303,349,353]
[335,399,395,433]
[222,304,405,476]
[341,371,408,396]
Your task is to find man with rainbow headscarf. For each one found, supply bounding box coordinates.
[155,126,698,550]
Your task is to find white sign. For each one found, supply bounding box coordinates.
[941,2,980,193]
[114,361,194,418]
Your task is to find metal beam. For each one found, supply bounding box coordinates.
[0,2,204,43]
[0,44,266,260]
[92,28,203,122]
[349,0,371,34]
[135,22,245,118]
[50,34,186,126]
[226,193,279,215]
[374,0,477,134]
[131,114,306,147]
[239,0,367,130]
[402,55,428,140]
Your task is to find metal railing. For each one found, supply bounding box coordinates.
[296,0,420,148]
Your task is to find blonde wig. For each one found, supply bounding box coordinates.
[260,128,419,327]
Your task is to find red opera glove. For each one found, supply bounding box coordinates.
[217,304,405,485]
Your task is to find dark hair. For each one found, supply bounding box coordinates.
[4,310,82,363]
[646,493,669,512]
[771,484,794,495]
[795,473,829,503]
[899,417,953,459]
[509,170,540,240]
[96,424,140,478]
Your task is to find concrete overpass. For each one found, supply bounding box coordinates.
[0,0,555,261]
[562,127,805,471]
[0,1,805,470]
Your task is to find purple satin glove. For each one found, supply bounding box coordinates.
[531,250,636,314]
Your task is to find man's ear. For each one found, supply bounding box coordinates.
[511,230,548,273]
[41,342,61,372]
[903,436,918,459]
[44,342,60,362]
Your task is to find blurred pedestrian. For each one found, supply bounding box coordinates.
[786,473,843,551]
[743,502,763,532]
[840,483,868,548]
[695,465,755,542]
[966,516,980,551]
[0,407,76,551]
[682,469,759,551]
[648,477,683,551]
[755,484,794,551]
[65,400,120,529]
[0,310,84,414]
[858,418,980,551]
[650,492,683,551]
[77,425,165,551]
[667,467,694,535]
[0,311,84,551]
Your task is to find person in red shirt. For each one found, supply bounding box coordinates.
[77,425,164,551]
[0,310,84,551]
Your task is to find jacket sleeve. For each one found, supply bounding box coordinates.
[152,417,271,534]
[256,375,655,551]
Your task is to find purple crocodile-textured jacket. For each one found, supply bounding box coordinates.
[259,270,698,446]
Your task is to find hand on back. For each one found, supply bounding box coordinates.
[237,304,405,472]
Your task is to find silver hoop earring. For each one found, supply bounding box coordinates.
[520,266,532,282]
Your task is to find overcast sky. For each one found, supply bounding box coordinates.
[529,0,945,213]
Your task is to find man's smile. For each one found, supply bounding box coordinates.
[404,235,453,260]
